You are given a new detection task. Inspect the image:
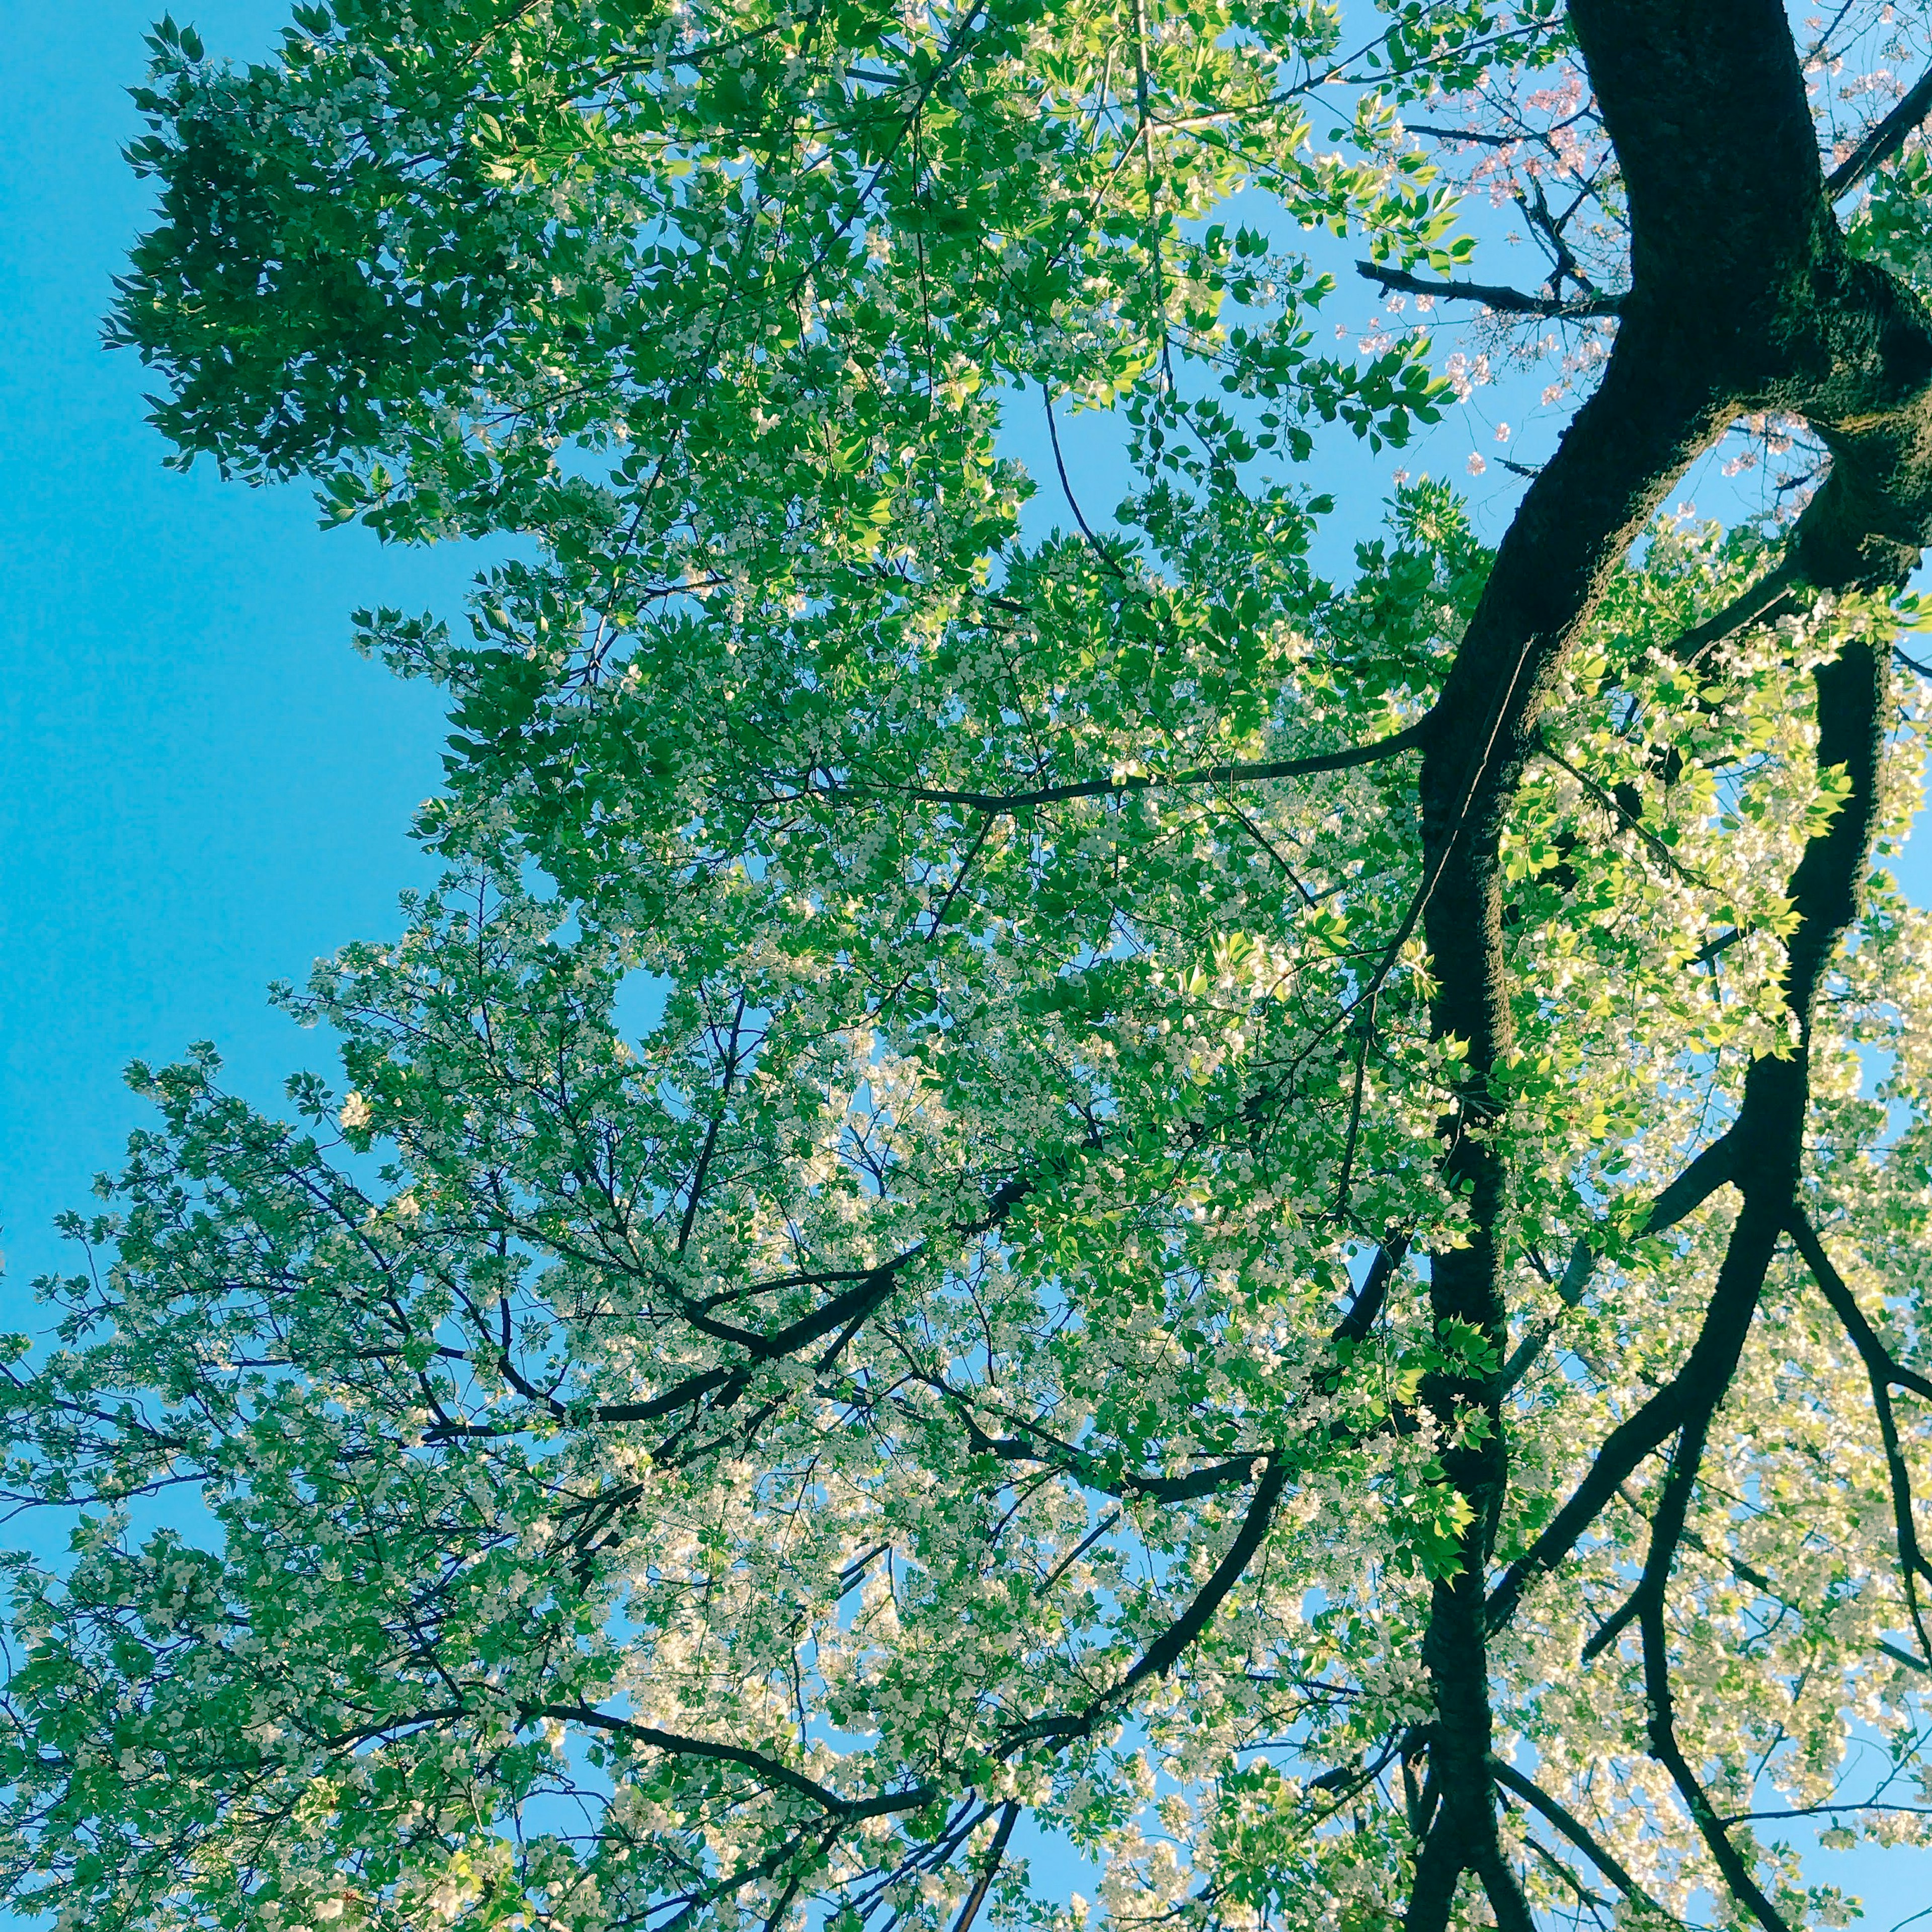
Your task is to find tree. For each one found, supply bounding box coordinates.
[11,0,1932,1924]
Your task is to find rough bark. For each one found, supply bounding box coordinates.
[1402,2,1932,1918]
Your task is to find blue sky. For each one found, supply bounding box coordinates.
[2,3,1929,1921]
[1,2,485,1295]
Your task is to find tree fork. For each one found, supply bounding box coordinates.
[1406,2,1932,1914]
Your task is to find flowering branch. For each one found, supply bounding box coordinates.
[1826,65,1932,198]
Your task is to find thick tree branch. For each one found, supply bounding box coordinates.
[1485,1195,1783,1604]
[938,1393,1264,1503]
[1472,1844,1537,1932]
[1401,8,1793,1889]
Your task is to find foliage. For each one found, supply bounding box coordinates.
[10,2,1932,1929]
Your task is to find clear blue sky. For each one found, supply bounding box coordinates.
[0,3,484,1296]
[1,4,1927,1921]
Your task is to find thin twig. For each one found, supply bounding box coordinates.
[1045,399,1131,581]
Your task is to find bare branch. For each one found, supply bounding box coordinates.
[1045,399,1132,582]
[1354,260,1622,318]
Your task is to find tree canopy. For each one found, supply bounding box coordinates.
[13,2,1932,1926]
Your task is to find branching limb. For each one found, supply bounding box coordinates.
[1334,1233,1410,1347]
[1604,1363,1793,1927]
[1521,1835,1612,1916]
[1583,1404,1728,1667]
[1790,1208,1932,1662]
[1500,1130,1737,1392]
[1639,1588,1792,1932]
[1403,1817,1466,1932]
[1472,1842,1538,1932]
[1533,733,1711,883]
[1644,1133,1742,1234]
[1333,994,1378,1219]
[922,814,996,941]
[1789,1209,1932,1401]
[594,1179,1032,1434]
[1004,1456,1290,1749]
[1494,624,1885,1630]
[1108,1456,1289,1702]
[1586,1480,1747,1662]
[1489,1759,1670,1916]
[1692,925,1750,967]
[1667,555,1807,667]
[1487,1193,1786,1633]
[933,1388,1264,1503]
[917,1235,1406,1502]
[1569,1406,1793,1916]
[1354,260,1622,318]
[676,994,748,1254]
[594,1254,915,1426]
